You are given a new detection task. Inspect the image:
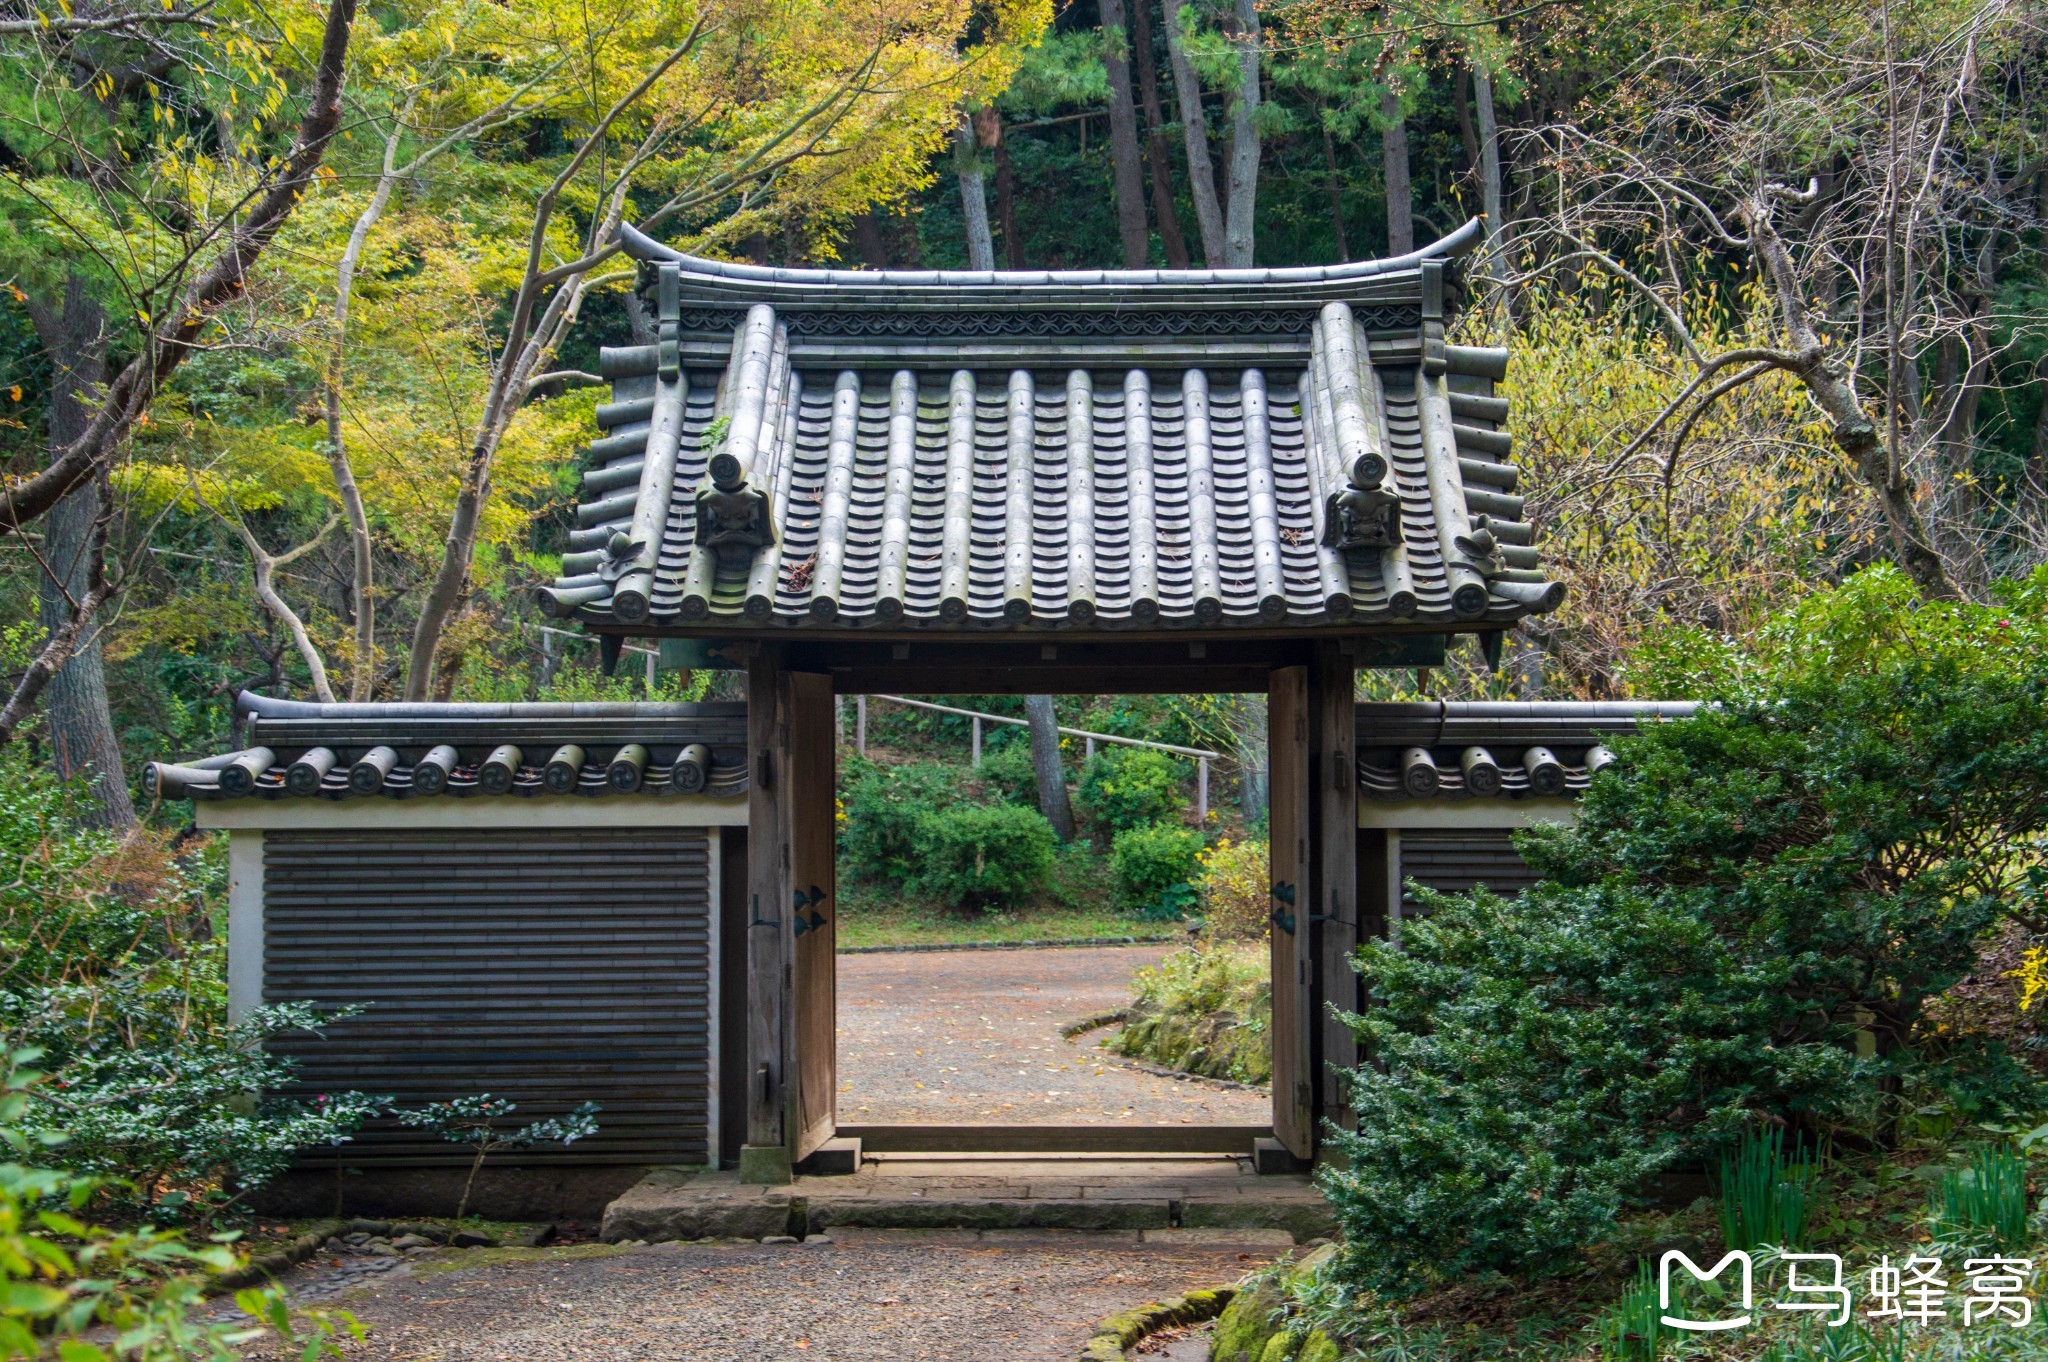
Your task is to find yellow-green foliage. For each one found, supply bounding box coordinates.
[1197,837,1269,940]
[1503,283,1863,694]
[1108,941,1271,1084]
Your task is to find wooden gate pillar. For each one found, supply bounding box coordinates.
[741,647,837,1185]
[1308,642,1360,1144]
[1268,667,1314,1159]
[741,647,792,1183]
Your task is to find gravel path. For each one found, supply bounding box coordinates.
[248,1230,1272,1361]
[836,946,1269,1125]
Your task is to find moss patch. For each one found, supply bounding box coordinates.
[407,1242,640,1281]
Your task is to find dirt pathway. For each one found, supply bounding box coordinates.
[252,1230,1274,1361]
[835,946,1269,1125]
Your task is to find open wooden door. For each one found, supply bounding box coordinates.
[788,671,837,1163]
[1268,665,1315,1158]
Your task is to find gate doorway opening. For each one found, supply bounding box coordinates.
[743,639,1357,1177]
[830,691,1272,1142]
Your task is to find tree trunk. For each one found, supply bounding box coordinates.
[980,108,1025,270]
[1220,0,1260,268]
[853,211,891,268]
[1129,0,1191,269]
[956,113,995,270]
[326,142,398,703]
[1454,67,1479,176]
[1380,90,1412,256]
[1163,5,1226,265]
[1474,69,1508,282]
[1748,209,1956,600]
[31,278,134,829]
[1098,0,1153,268]
[2030,356,2048,485]
[1320,119,1350,262]
[1024,694,1075,841]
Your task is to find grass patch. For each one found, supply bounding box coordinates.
[835,886,1178,949]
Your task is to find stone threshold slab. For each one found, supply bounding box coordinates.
[600,1163,1336,1244]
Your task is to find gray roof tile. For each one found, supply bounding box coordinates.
[541,221,1560,636]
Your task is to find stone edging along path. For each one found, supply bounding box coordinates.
[1078,1285,1238,1361]
[839,935,1178,954]
[211,1218,345,1293]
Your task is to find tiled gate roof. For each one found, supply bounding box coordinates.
[145,693,748,801]
[539,220,1561,636]
[1355,700,1701,800]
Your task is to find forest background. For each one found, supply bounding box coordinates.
[0,0,2042,828]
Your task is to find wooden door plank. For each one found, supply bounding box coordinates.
[1311,643,1360,1133]
[742,649,791,1180]
[1268,665,1314,1158]
[788,670,838,1162]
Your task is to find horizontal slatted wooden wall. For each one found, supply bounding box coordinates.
[1399,829,1541,917]
[264,829,712,1165]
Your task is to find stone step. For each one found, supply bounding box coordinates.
[601,1160,1337,1244]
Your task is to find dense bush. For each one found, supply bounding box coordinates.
[975,740,1039,806]
[1077,747,1188,834]
[1323,566,2048,1293]
[839,758,970,885]
[1196,837,1269,939]
[1110,823,1204,919]
[1108,942,1271,1084]
[0,1052,359,1359]
[0,753,378,1225]
[908,803,1056,909]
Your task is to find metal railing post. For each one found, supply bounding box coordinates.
[1085,735,1094,762]
[971,716,982,766]
[1197,757,1209,824]
[856,695,867,755]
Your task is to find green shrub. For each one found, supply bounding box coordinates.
[976,740,1039,806]
[1048,837,1107,909]
[1196,836,1269,939]
[0,1051,361,1359]
[840,759,971,885]
[1322,566,2048,1294]
[908,803,1055,909]
[1108,942,1271,1084]
[1077,747,1187,834]
[1111,822,1204,919]
[0,750,380,1227]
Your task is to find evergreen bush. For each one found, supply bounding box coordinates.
[1110,823,1204,919]
[0,752,381,1227]
[1322,566,2048,1293]
[976,740,1039,806]
[1077,748,1187,834]
[907,803,1056,909]
[839,759,971,886]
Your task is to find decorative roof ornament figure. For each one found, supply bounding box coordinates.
[539,218,1564,636]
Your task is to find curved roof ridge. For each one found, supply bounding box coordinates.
[237,690,745,722]
[617,217,1484,288]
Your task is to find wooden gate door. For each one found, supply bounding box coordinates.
[1268,666,1315,1158]
[788,670,837,1163]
